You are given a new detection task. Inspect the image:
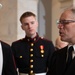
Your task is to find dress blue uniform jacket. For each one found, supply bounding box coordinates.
[11,34,55,74]
[0,41,17,75]
[47,46,75,75]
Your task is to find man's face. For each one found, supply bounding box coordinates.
[21,16,38,37]
[58,10,75,44]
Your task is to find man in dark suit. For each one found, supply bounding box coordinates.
[11,11,55,75]
[0,41,17,75]
[47,8,75,75]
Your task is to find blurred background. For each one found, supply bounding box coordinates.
[0,0,74,45]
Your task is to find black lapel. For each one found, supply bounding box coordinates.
[56,46,68,75]
[65,57,75,75]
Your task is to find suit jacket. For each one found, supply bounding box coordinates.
[47,46,75,75]
[0,41,17,75]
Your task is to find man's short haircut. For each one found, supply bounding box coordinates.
[20,11,36,23]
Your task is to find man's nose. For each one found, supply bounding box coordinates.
[28,24,32,28]
[58,24,64,29]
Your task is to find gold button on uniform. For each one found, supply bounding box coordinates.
[30,54,33,57]
[30,59,33,62]
[41,55,44,57]
[41,50,44,53]
[30,70,33,74]
[30,48,33,51]
[30,65,33,68]
[20,56,22,58]
[31,43,34,46]
[30,43,34,75]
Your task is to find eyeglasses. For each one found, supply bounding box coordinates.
[57,20,75,25]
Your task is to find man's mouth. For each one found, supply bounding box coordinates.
[59,32,64,37]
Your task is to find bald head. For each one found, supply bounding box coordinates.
[61,8,75,20]
[58,7,75,44]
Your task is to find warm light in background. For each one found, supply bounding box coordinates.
[0,3,2,9]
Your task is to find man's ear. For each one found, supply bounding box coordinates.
[36,21,38,27]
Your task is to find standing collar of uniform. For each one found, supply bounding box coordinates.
[25,33,39,42]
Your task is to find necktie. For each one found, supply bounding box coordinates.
[67,46,74,67]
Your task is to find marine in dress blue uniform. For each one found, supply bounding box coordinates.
[11,34,55,75]
[11,11,55,75]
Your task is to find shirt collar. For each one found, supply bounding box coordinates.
[68,45,75,51]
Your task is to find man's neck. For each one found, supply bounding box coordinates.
[27,33,37,38]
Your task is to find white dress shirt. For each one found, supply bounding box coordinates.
[0,42,3,75]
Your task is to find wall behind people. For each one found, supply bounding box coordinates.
[0,0,74,45]
[0,0,17,44]
[0,0,38,45]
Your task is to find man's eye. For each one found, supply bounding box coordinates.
[60,20,70,24]
[63,21,69,24]
[23,23,28,26]
[57,20,75,25]
[31,22,34,24]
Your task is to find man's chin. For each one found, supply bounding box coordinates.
[61,37,66,41]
